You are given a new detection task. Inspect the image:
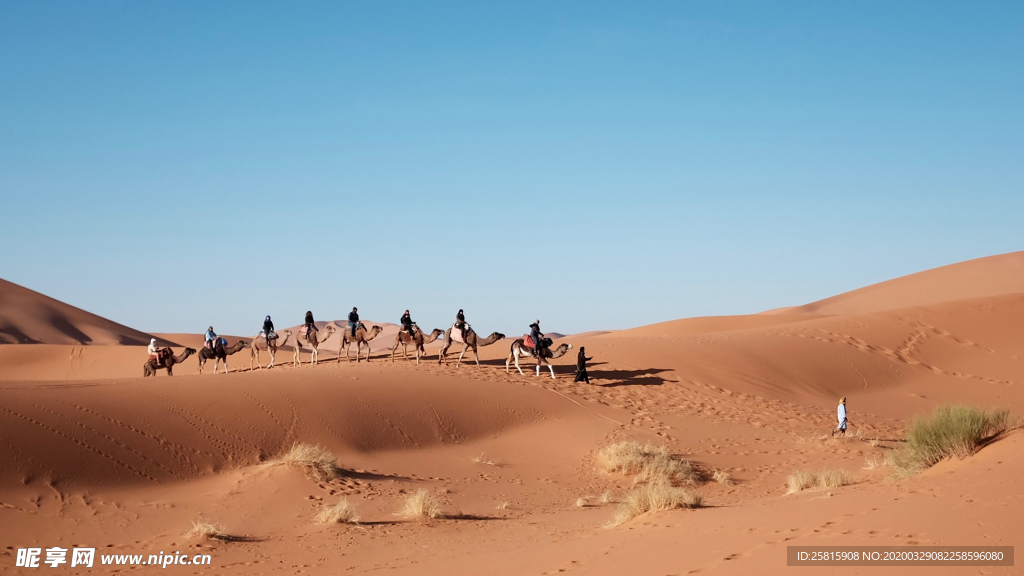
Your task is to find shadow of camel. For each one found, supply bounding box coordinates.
[587,364,674,387]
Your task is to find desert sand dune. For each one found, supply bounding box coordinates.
[0,278,170,345]
[765,250,1024,316]
[1,254,1022,575]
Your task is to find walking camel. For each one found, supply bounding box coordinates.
[506,338,572,379]
[438,325,505,367]
[198,339,249,374]
[294,324,336,366]
[339,324,383,362]
[143,347,196,377]
[250,330,291,370]
[390,325,444,364]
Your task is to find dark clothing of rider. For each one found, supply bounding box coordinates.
[529,322,544,353]
[348,309,360,336]
[400,312,414,335]
[263,317,275,339]
[304,311,318,334]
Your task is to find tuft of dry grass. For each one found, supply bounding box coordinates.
[472,453,498,466]
[786,469,851,494]
[575,497,588,507]
[599,491,613,504]
[597,441,698,485]
[712,470,733,485]
[496,501,510,510]
[398,489,444,520]
[608,481,702,527]
[863,456,886,470]
[185,520,228,541]
[890,405,1012,478]
[278,443,340,482]
[315,498,360,524]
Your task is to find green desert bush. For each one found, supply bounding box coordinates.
[608,481,702,526]
[891,405,1011,477]
[786,469,851,494]
[597,441,699,485]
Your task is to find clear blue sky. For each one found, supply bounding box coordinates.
[2,2,1022,336]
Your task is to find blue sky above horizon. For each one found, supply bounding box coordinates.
[2,1,1022,336]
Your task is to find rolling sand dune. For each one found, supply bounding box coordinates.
[765,250,1024,316]
[0,278,171,346]
[1,254,1022,574]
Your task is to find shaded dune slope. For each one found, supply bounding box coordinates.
[0,369,574,488]
[0,278,167,345]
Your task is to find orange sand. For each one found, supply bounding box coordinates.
[1,252,1022,574]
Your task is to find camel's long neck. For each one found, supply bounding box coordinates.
[174,350,192,362]
[550,345,569,359]
[424,331,442,344]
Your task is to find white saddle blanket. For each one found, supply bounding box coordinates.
[450,324,466,343]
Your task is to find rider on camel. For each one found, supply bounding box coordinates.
[348,308,360,337]
[304,311,318,337]
[400,310,415,336]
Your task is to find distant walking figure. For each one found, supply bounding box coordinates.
[574,346,593,384]
[832,397,849,437]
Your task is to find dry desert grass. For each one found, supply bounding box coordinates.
[608,481,702,527]
[277,443,340,482]
[712,470,733,485]
[185,521,228,541]
[786,469,851,494]
[890,405,1012,477]
[315,498,360,525]
[597,440,698,485]
[398,489,444,520]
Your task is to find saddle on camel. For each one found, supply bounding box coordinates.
[523,335,552,353]
[149,347,173,368]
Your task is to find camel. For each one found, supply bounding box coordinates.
[294,324,336,366]
[250,330,291,370]
[506,338,572,379]
[142,347,196,377]
[390,325,444,364]
[438,325,505,367]
[197,339,248,374]
[339,324,383,362]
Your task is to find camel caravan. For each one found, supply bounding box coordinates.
[143,309,576,380]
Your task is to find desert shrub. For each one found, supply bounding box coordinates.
[315,499,360,524]
[608,481,702,526]
[398,489,444,520]
[185,521,228,541]
[890,405,1010,477]
[597,441,698,485]
[712,470,733,485]
[278,443,340,481]
[786,469,850,494]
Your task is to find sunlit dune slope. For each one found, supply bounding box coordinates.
[765,250,1024,316]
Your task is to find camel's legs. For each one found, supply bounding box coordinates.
[456,344,468,368]
[514,350,525,375]
[473,346,480,366]
[547,364,555,379]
